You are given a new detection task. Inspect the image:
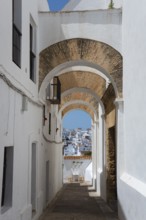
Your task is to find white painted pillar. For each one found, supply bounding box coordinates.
[95,119,100,195]
[91,121,97,189]
[100,114,107,201]
[114,98,124,216]
[114,98,124,178]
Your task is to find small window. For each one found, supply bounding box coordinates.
[43,105,45,126]
[31,143,37,216]
[12,0,22,67]
[49,113,51,134]
[43,105,47,126]
[1,147,14,213]
[30,18,36,82]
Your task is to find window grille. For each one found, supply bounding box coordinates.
[12,0,22,67]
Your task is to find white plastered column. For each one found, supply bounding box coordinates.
[91,121,96,189]
[114,98,124,177]
[95,119,100,195]
[96,105,105,198]
[114,98,124,216]
[99,113,107,201]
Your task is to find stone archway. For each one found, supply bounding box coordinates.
[59,100,98,120]
[39,38,122,97]
[39,38,122,203]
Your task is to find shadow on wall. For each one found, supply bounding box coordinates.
[85,162,92,182]
[118,202,127,220]
[100,169,106,201]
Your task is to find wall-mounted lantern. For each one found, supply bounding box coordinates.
[46,76,61,104]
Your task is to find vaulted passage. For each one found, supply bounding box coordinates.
[39,39,122,97]
[1,1,146,220]
[39,38,122,207]
[39,183,118,220]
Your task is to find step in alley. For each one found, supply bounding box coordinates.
[39,183,119,220]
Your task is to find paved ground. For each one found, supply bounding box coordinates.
[39,183,119,220]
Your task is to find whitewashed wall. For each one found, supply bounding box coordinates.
[44,141,63,204]
[0,0,39,100]
[63,159,92,182]
[96,105,106,200]
[0,77,43,220]
[0,77,63,220]
[0,1,62,220]
[39,9,122,53]
[118,1,146,220]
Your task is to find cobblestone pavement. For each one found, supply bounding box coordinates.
[39,183,119,220]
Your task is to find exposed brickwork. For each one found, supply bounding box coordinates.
[39,39,122,97]
[110,67,123,97]
[101,83,116,114]
[59,71,106,97]
[101,84,117,202]
[61,92,99,113]
[106,126,117,202]
[64,156,92,160]
[106,110,116,128]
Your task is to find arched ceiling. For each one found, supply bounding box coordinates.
[39,38,122,118]
[61,87,105,113]
[58,71,105,114]
[60,91,99,112]
[39,38,122,97]
[58,71,106,98]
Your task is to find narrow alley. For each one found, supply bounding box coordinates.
[39,183,118,220]
[1,1,146,220]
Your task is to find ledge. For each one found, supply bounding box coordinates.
[64,155,92,160]
[39,8,122,14]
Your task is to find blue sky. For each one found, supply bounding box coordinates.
[48,0,70,11]
[63,110,91,130]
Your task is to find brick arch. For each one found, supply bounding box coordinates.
[60,91,99,113]
[59,100,98,120]
[39,38,122,97]
[59,71,106,98]
[62,87,105,114]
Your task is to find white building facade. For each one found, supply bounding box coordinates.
[0,0,146,220]
[0,1,62,220]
